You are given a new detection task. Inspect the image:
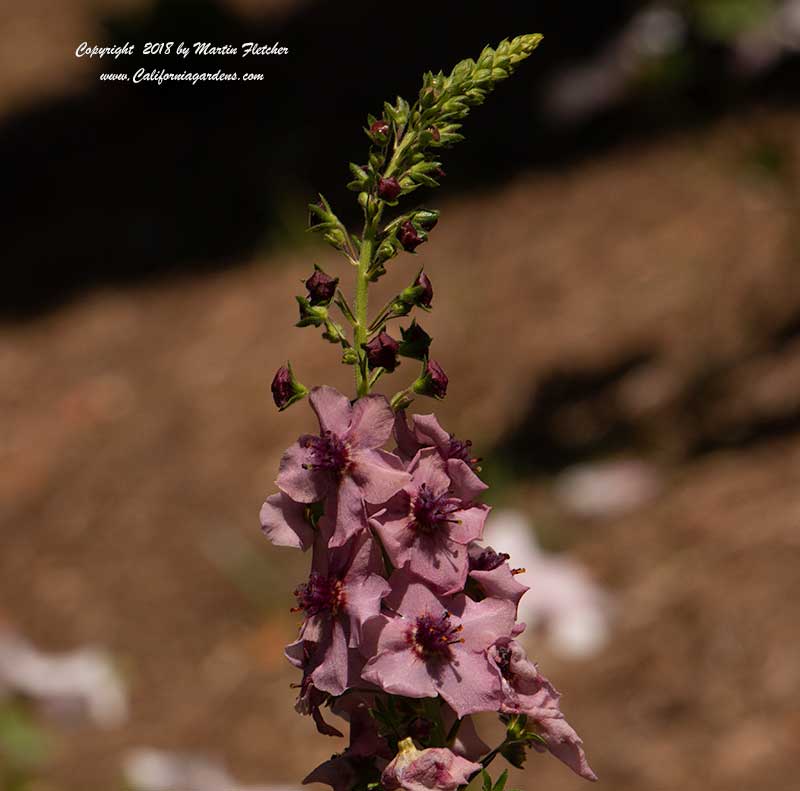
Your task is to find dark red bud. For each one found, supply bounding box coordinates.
[398,220,425,252]
[378,177,402,201]
[413,359,448,399]
[305,268,338,306]
[363,331,400,373]
[426,359,448,398]
[414,271,433,308]
[434,167,446,179]
[428,126,441,142]
[370,120,390,138]
[271,366,293,408]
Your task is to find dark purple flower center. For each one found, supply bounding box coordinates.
[301,431,351,477]
[407,611,463,660]
[411,483,461,534]
[470,547,510,572]
[445,435,481,468]
[293,572,346,617]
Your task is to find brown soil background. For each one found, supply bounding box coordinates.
[2,4,800,790]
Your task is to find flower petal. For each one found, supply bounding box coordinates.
[470,565,529,608]
[348,394,396,449]
[310,619,350,696]
[448,504,489,545]
[362,649,438,699]
[329,477,370,548]
[409,448,451,497]
[310,386,353,435]
[435,647,502,718]
[447,458,488,502]
[260,492,314,550]
[352,449,412,505]
[277,441,331,503]
[412,413,451,450]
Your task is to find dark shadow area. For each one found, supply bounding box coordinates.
[3,0,800,317]
[493,351,655,473]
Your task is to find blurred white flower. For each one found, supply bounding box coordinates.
[124,747,298,791]
[554,459,661,519]
[0,628,127,728]
[482,510,612,659]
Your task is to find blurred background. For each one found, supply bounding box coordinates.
[2,1,800,789]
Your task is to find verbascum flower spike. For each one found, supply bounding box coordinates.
[261,34,596,791]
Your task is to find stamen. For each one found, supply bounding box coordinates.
[301,431,351,477]
[411,483,461,534]
[293,572,346,617]
[406,611,464,660]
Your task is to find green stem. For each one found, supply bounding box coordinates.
[446,716,462,747]
[354,210,376,397]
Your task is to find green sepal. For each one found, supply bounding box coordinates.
[322,320,348,345]
[399,320,432,360]
[295,295,328,327]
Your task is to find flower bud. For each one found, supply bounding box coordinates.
[429,125,441,142]
[413,209,439,231]
[378,177,402,201]
[399,269,433,310]
[398,220,426,252]
[413,271,433,307]
[381,738,480,791]
[398,320,432,360]
[305,266,338,306]
[412,359,448,399]
[271,363,308,411]
[369,119,390,144]
[363,331,400,372]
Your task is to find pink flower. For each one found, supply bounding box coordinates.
[286,528,390,695]
[260,491,314,550]
[361,570,515,717]
[278,386,410,547]
[487,639,597,781]
[468,544,530,608]
[395,413,482,474]
[371,448,489,594]
[381,738,480,791]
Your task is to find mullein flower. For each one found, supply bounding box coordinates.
[394,412,484,481]
[468,544,530,608]
[277,386,410,546]
[381,738,481,791]
[487,639,597,781]
[370,448,489,595]
[286,529,390,696]
[361,569,516,717]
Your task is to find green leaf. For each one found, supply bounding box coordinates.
[492,769,508,791]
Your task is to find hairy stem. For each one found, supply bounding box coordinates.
[354,219,374,397]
